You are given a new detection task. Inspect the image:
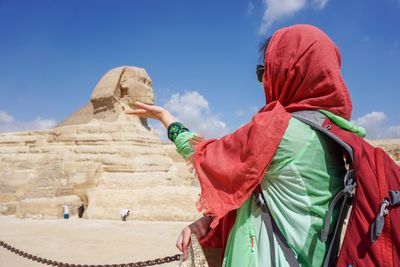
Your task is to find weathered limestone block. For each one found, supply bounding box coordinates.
[84,186,200,221]
[98,172,171,189]
[0,202,17,215]
[168,162,199,187]
[15,195,82,219]
[163,143,197,186]
[163,143,186,162]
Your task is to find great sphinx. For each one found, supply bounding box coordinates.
[60,66,155,126]
[0,66,199,220]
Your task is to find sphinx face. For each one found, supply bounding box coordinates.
[120,68,155,108]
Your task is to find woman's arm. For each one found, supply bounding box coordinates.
[125,101,176,128]
[126,102,198,160]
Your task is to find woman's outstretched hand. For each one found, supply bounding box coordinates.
[176,216,212,259]
[125,101,176,128]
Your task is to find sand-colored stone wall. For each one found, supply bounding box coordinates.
[0,66,198,221]
[0,119,199,220]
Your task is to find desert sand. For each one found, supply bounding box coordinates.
[0,216,189,267]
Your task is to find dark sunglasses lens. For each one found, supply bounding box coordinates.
[256,65,265,82]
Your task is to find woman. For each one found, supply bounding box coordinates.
[127,24,364,266]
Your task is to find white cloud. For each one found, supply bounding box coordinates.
[247,1,255,15]
[313,0,328,9]
[163,91,229,139]
[0,111,14,123]
[352,111,400,139]
[259,0,329,34]
[260,0,307,34]
[353,111,386,127]
[0,110,57,133]
[27,118,57,130]
[388,125,400,138]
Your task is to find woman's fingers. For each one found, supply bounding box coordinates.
[176,227,190,252]
[125,109,156,120]
[133,101,150,108]
[125,109,147,115]
[125,101,166,120]
[133,102,151,110]
[125,101,175,128]
[176,233,183,252]
[182,228,191,257]
[186,163,195,174]
[175,218,213,261]
[134,101,162,112]
[176,226,192,260]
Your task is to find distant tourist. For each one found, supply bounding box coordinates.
[62,205,69,219]
[120,208,130,221]
[78,204,85,218]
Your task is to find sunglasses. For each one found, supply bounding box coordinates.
[256,64,264,83]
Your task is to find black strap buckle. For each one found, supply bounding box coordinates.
[389,191,400,206]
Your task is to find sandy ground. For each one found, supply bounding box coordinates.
[0,216,190,267]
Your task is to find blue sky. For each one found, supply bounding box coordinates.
[0,0,399,139]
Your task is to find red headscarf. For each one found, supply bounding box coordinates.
[195,24,352,248]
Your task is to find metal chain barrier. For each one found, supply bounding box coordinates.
[0,239,182,267]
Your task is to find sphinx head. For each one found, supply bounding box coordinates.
[119,67,155,107]
[58,66,156,127]
[91,66,155,118]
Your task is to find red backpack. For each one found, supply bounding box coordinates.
[292,111,400,267]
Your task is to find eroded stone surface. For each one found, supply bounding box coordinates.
[0,66,198,220]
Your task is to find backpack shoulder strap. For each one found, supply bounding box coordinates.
[255,191,300,267]
[292,110,357,267]
[291,110,354,163]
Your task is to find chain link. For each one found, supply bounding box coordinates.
[0,239,181,267]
